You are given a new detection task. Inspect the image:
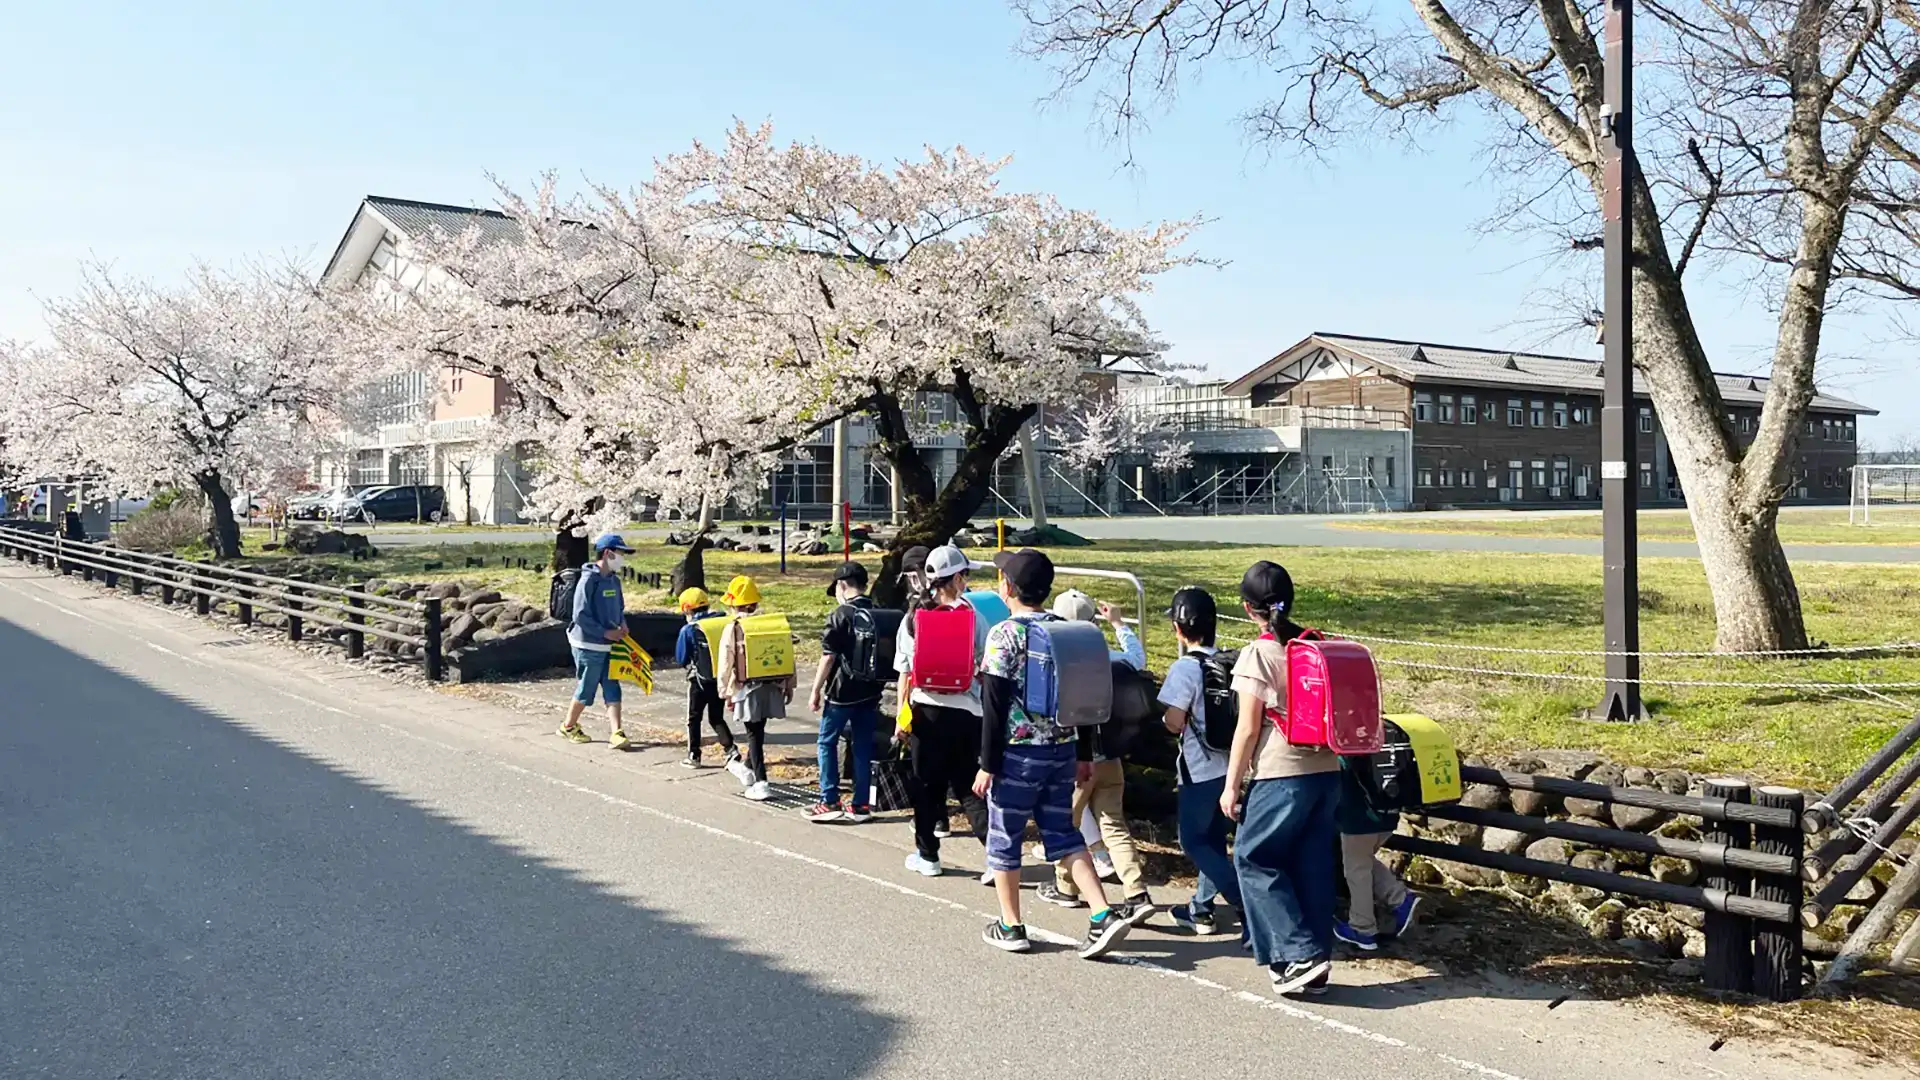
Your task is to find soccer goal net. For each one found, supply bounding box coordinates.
[1850,464,1920,524]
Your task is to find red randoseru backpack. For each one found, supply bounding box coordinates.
[1267,628,1384,755]
[910,606,977,694]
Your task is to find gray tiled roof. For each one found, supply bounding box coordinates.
[364,196,525,246]
[1313,333,1875,415]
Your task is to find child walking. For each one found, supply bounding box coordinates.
[1156,586,1244,936]
[974,548,1146,957]
[1334,759,1420,950]
[717,574,793,802]
[673,587,740,772]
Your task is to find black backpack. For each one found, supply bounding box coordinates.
[1104,661,1169,763]
[840,605,903,683]
[549,568,582,625]
[1196,648,1241,754]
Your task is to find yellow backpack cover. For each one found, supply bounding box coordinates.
[739,613,794,680]
[1382,712,1461,804]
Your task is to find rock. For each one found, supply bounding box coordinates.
[1665,903,1707,930]
[1511,788,1560,816]
[1566,763,1624,819]
[466,589,503,607]
[1585,899,1628,938]
[425,582,462,600]
[1624,909,1683,956]
[1650,856,1697,886]
[517,607,545,627]
[1404,857,1445,887]
[1612,848,1652,871]
[1832,908,1868,935]
[1669,957,1706,978]
[1483,827,1532,856]
[1433,820,1484,848]
[262,543,281,552]
[1845,875,1886,904]
[1436,860,1503,889]
[1503,871,1550,897]
[285,526,373,557]
[447,614,481,646]
[1461,784,1510,812]
[1567,815,1612,834]
[472,603,505,626]
[1571,849,1618,875]
[1654,818,1703,843]
[794,538,828,556]
[472,628,500,644]
[1611,803,1672,833]
[1654,769,1693,796]
[1622,766,1656,787]
[1525,838,1572,865]
[1681,930,1708,961]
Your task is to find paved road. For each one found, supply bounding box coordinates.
[0,566,1891,1080]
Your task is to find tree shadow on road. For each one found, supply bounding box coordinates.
[0,619,902,1080]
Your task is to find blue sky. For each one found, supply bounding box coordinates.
[3,0,1914,439]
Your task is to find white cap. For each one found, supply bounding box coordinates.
[1052,589,1097,622]
[924,544,970,581]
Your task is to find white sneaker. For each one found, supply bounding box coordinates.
[743,781,772,802]
[980,869,997,886]
[1094,855,1119,883]
[904,852,942,877]
[725,760,755,786]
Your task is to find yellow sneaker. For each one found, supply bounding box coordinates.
[558,723,591,744]
[608,729,633,752]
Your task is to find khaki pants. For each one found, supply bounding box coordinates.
[1055,759,1145,899]
[1340,831,1408,934]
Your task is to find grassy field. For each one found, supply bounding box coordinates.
[1332,505,1920,545]
[281,534,1920,790]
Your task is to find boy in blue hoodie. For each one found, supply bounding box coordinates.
[560,534,634,750]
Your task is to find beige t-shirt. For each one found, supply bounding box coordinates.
[1231,635,1339,780]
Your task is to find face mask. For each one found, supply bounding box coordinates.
[608,554,626,572]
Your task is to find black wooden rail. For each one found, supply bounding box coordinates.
[1384,765,1806,1002]
[0,524,444,681]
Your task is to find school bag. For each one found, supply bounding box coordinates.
[840,606,903,684]
[1348,713,1461,812]
[738,613,795,681]
[1021,617,1113,727]
[1195,648,1241,754]
[909,606,977,693]
[1279,630,1384,755]
[686,614,724,684]
[549,567,582,624]
[961,589,1011,629]
[1105,660,1170,762]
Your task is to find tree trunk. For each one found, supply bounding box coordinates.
[195,470,242,559]
[695,491,717,533]
[869,397,1036,608]
[672,533,714,596]
[1018,424,1049,528]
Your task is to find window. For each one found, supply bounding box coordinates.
[1439,468,1454,487]
[1414,393,1433,423]
[1639,407,1654,434]
[1552,456,1570,494]
[1386,457,1397,488]
[1460,394,1477,425]
[1640,462,1654,488]
[1531,460,1548,489]
[1460,467,1476,489]
[1572,404,1594,425]
[1483,399,1499,422]
[1507,461,1523,491]
[1577,463,1594,498]
[1438,394,1455,424]
[1418,469,1434,488]
[1846,419,1856,441]
[1553,402,1568,429]
[1805,419,1816,436]
[1508,399,1524,426]
[1530,400,1546,427]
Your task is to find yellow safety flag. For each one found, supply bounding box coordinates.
[895,693,914,735]
[1384,712,1460,804]
[609,639,655,693]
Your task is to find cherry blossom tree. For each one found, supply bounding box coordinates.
[2,263,351,557]
[1046,398,1195,477]
[346,124,1200,600]
[1018,0,1920,650]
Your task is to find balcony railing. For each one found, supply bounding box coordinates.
[1127,402,1408,433]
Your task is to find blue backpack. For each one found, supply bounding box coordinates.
[1021,617,1113,727]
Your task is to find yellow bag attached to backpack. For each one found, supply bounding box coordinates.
[739,613,794,680]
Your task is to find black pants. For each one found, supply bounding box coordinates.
[686,682,734,756]
[744,720,768,784]
[909,702,989,861]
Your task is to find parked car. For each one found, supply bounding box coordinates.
[322,485,391,521]
[341,484,447,523]
[290,487,355,520]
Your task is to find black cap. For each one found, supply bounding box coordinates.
[898,545,931,581]
[1240,560,1295,617]
[1167,585,1217,628]
[826,561,868,596]
[993,548,1054,597]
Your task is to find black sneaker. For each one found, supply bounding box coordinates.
[680,751,701,769]
[982,921,1032,953]
[1270,959,1332,996]
[1170,903,1217,936]
[1078,906,1136,959]
[933,820,952,839]
[1035,881,1085,908]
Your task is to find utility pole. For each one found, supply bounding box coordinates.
[1600,0,1644,721]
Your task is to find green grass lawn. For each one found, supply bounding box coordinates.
[284,535,1920,790]
[1332,505,1920,545]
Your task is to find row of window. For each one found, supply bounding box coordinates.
[1414,392,1598,429]
[1417,458,1588,493]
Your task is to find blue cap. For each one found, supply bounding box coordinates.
[593,533,635,554]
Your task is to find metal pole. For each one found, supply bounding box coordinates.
[779,502,788,575]
[1599,0,1644,722]
[841,500,851,562]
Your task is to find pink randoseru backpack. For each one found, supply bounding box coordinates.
[1277,630,1384,755]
